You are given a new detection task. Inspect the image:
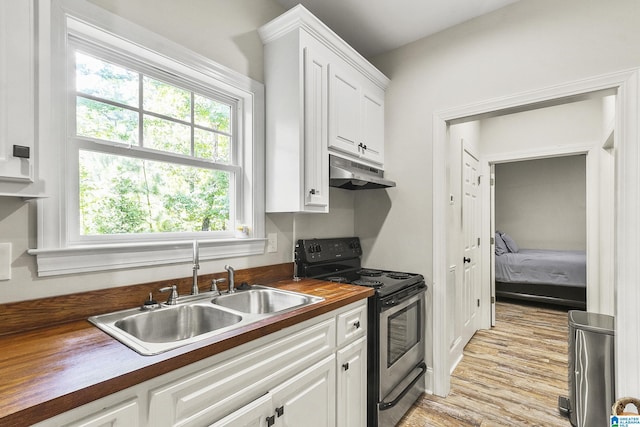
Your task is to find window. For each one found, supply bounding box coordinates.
[31,2,265,276]
[71,48,236,241]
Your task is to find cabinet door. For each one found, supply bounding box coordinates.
[61,399,139,427]
[303,46,329,210]
[210,393,272,427]
[0,0,35,182]
[329,64,360,157]
[360,89,384,166]
[336,337,367,427]
[271,354,336,427]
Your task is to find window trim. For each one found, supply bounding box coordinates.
[30,0,265,276]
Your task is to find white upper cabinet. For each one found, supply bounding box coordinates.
[0,0,36,187]
[329,62,385,166]
[259,5,389,212]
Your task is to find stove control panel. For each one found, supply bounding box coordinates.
[295,237,362,263]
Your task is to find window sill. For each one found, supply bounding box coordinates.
[28,238,266,277]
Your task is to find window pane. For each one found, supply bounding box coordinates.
[79,150,230,235]
[194,94,231,133]
[143,115,191,155]
[75,52,138,107]
[195,129,230,163]
[76,97,139,145]
[143,76,191,121]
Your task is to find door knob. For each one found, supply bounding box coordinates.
[463,257,471,263]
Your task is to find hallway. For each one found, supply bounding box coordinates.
[400,301,571,426]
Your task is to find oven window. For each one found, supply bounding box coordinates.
[387,300,421,367]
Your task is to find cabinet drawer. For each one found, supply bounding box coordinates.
[148,318,335,426]
[336,301,367,347]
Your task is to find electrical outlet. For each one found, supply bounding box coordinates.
[267,233,278,253]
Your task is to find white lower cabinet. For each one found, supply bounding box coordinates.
[336,337,367,427]
[213,355,336,427]
[209,393,272,427]
[61,399,139,427]
[33,300,367,427]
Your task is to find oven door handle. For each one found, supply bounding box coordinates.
[378,361,427,411]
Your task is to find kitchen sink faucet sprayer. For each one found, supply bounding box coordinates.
[225,264,235,293]
[192,240,199,295]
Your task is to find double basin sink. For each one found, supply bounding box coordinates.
[89,285,324,355]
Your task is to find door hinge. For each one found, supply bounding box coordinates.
[491,296,496,304]
[490,236,495,245]
[490,177,495,186]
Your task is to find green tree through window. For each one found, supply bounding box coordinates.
[74,51,233,235]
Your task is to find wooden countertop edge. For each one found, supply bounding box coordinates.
[0,279,373,427]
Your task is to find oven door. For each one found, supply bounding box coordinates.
[379,290,425,400]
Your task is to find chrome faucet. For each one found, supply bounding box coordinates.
[192,241,199,295]
[224,265,235,293]
[159,285,179,305]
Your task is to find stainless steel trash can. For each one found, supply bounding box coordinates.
[567,310,615,427]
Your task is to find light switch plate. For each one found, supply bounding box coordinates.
[267,233,278,253]
[0,243,11,280]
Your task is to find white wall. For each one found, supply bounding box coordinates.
[362,0,640,294]
[0,0,357,304]
[495,156,587,250]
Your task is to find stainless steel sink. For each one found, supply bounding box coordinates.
[114,304,242,343]
[212,286,323,314]
[89,286,324,356]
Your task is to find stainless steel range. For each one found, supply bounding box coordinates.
[295,237,427,427]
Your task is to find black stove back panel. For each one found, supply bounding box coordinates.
[295,237,362,264]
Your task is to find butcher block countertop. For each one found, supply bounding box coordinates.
[0,264,373,427]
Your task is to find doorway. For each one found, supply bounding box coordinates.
[432,69,639,398]
[492,155,588,315]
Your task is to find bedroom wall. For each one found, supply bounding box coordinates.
[494,156,587,251]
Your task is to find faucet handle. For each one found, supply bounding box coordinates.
[211,278,226,293]
[159,285,179,305]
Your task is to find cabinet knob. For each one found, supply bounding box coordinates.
[342,362,350,371]
[266,415,276,427]
[276,406,284,417]
[309,188,316,195]
[353,320,360,329]
[463,257,471,263]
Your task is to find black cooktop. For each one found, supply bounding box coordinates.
[295,237,425,297]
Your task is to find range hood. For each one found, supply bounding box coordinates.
[329,154,396,190]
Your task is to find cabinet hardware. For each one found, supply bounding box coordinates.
[309,188,316,195]
[276,405,284,417]
[463,257,471,263]
[266,415,276,427]
[353,320,360,329]
[342,362,350,371]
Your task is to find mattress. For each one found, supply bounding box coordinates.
[495,249,586,287]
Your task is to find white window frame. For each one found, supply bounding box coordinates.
[30,0,265,276]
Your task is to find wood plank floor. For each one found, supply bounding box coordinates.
[398,301,572,427]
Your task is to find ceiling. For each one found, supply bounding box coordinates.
[274,0,520,57]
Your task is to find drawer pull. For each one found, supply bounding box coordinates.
[276,406,284,417]
[266,415,276,427]
[353,320,361,329]
[342,362,350,371]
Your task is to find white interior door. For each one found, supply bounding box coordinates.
[490,164,496,326]
[461,149,481,347]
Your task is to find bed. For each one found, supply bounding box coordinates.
[494,232,586,309]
